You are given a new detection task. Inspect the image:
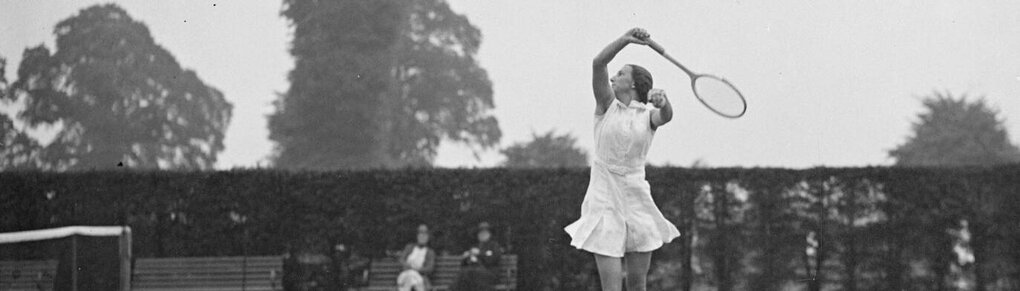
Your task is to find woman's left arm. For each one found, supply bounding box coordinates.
[650,89,673,129]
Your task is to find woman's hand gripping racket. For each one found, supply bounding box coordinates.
[642,37,747,118]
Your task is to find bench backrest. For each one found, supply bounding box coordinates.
[132,256,283,291]
[0,260,57,291]
[367,255,517,289]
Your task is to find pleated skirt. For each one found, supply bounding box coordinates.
[563,161,681,257]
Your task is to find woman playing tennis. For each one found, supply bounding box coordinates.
[564,27,681,291]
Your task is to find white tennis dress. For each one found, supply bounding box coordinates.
[564,98,681,257]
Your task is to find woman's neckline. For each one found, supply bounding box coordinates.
[614,98,646,109]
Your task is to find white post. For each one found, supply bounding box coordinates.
[120,226,132,291]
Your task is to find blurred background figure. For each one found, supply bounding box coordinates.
[452,221,503,291]
[396,224,436,291]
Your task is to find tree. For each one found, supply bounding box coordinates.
[271,0,500,170]
[2,4,232,171]
[2,57,46,170]
[500,130,588,168]
[889,92,1020,166]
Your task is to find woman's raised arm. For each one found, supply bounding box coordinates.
[595,28,648,113]
[593,28,650,114]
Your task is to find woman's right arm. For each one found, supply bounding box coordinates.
[593,28,650,114]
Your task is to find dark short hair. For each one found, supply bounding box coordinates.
[628,64,653,103]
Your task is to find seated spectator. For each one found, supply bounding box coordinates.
[396,224,436,291]
[452,222,503,291]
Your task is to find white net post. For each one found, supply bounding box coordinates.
[120,227,132,291]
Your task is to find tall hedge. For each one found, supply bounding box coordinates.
[2,166,1019,290]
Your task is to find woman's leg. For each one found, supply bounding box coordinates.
[624,252,652,291]
[594,253,624,291]
[397,270,412,291]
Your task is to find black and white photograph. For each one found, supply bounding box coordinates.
[2,1,1019,290]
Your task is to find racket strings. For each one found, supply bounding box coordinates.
[693,76,746,118]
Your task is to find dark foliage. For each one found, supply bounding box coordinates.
[270,0,500,170]
[2,166,1019,290]
[890,92,1020,166]
[2,5,232,171]
[501,130,588,168]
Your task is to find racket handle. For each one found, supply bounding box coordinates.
[645,39,666,55]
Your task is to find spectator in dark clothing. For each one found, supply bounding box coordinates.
[452,221,503,291]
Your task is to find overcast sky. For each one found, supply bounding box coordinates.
[3,0,1019,169]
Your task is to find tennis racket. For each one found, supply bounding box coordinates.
[644,38,747,118]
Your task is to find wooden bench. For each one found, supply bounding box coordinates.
[0,260,57,291]
[362,255,517,291]
[132,256,283,291]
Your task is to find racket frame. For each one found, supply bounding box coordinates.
[646,39,748,118]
